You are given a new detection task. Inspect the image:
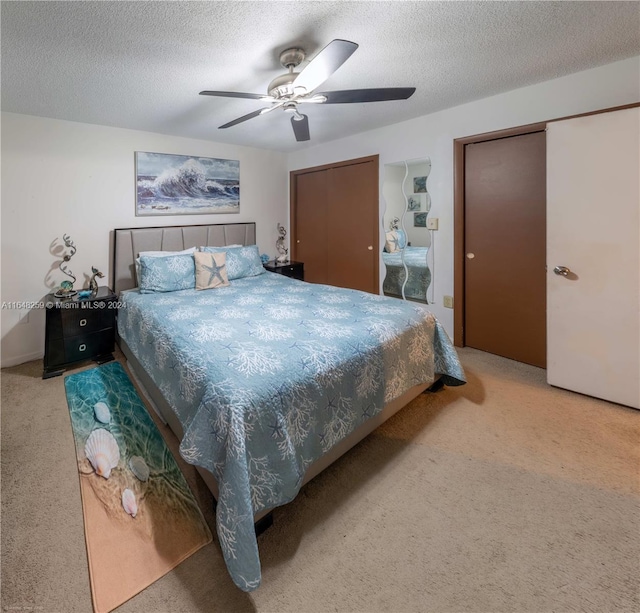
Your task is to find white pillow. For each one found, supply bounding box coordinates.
[135,247,196,285]
[139,246,196,258]
[198,243,242,251]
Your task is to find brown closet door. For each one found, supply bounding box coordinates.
[464,131,546,367]
[327,161,378,293]
[292,155,379,293]
[294,170,328,284]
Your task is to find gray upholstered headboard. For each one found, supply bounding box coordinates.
[112,222,256,294]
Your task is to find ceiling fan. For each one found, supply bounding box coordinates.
[200,39,416,142]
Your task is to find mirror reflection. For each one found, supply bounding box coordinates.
[382,158,431,303]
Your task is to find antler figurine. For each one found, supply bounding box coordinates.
[89,267,104,293]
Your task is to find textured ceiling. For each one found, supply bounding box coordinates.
[2,1,639,152]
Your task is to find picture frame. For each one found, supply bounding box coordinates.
[135,151,240,216]
[414,212,427,227]
[408,195,422,211]
[413,175,428,193]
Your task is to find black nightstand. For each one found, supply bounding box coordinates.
[263,260,304,281]
[43,287,117,379]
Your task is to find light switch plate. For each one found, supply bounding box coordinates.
[427,217,439,230]
[443,295,454,308]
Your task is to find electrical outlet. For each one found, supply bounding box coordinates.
[427,217,439,230]
[443,295,454,309]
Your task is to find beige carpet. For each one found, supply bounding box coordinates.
[2,347,638,613]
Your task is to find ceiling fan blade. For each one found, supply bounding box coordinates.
[316,88,416,104]
[219,108,267,129]
[293,39,358,94]
[201,90,275,101]
[219,101,286,129]
[291,114,310,142]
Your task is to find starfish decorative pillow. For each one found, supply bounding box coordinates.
[385,230,401,253]
[194,251,230,290]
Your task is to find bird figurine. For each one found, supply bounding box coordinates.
[89,266,104,293]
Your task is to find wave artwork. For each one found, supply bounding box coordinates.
[136,151,240,216]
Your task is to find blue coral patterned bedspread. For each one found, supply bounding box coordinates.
[117,272,465,591]
[383,246,431,301]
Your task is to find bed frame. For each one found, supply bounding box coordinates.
[113,222,429,526]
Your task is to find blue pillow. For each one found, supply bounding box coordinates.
[139,253,195,293]
[396,229,408,249]
[200,245,265,280]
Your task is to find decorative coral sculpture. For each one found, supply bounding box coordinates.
[275,223,289,264]
[54,234,78,298]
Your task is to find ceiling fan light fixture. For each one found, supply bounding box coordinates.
[282,101,304,121]
[268,72,300,99]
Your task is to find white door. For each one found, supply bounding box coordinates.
[547,108,639,409]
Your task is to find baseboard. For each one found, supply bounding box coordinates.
[1,350,44,369]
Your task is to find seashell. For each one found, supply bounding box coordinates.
[84,428,120,479]
[93,401,111,424]
[128,456,149,482]
[122,488,137,518]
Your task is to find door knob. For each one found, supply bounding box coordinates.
[553,266,571,276]
[297,240,300,243]
[367,246,373,250]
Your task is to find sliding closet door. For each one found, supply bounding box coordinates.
[293,169,329,284]
[547,108,639,408]
[327,160,378,294]
[292,155,379,293]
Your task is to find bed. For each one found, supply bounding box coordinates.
[113,222,465,591]
[383,246,431,302]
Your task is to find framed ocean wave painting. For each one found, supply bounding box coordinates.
[135,151,240,216]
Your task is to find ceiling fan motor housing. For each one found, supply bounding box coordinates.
[268,47,307,99]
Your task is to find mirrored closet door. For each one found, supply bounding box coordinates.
[382,158,432,303]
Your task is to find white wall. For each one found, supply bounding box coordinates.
[1,113,288,366]
[286,56,640,336]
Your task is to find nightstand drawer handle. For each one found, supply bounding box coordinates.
[79,319,87,327]
[78,344,87,352]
